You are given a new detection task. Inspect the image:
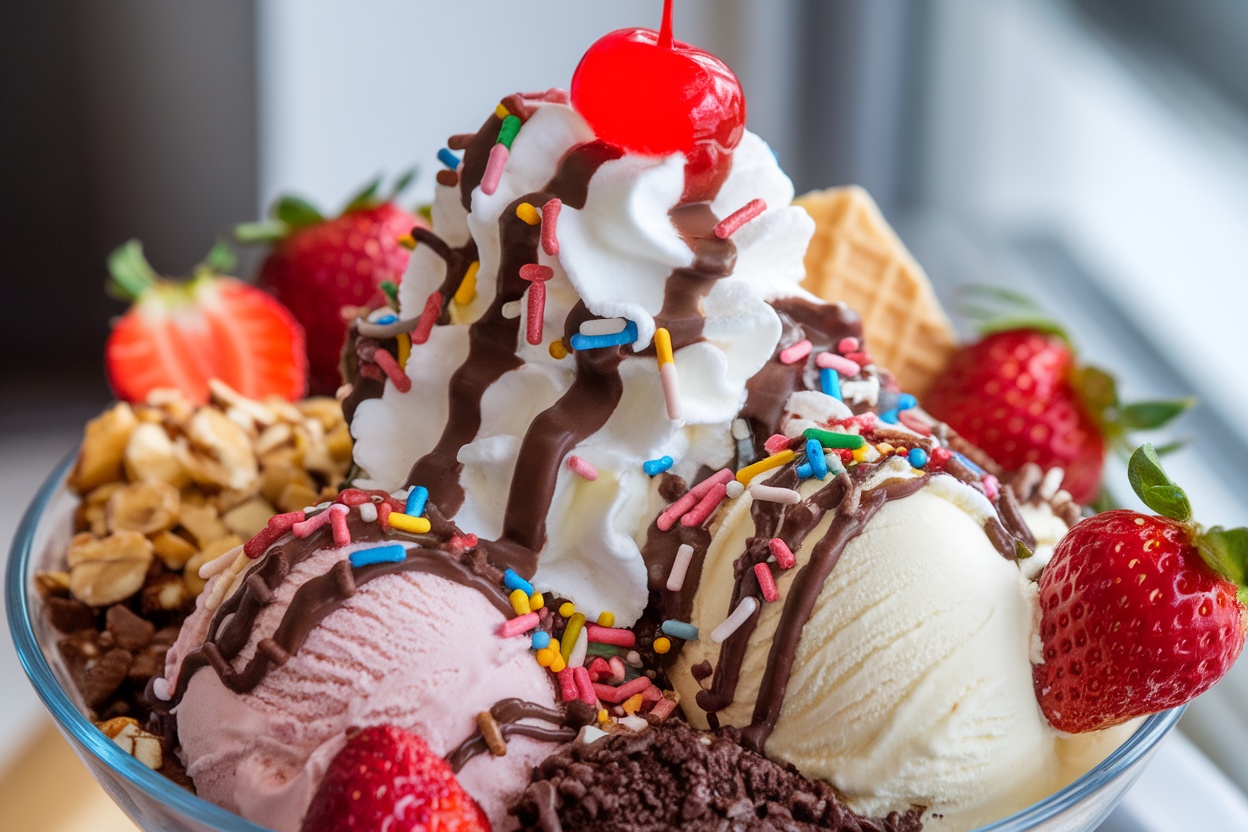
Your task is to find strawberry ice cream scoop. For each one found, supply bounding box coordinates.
[155,499,569,832]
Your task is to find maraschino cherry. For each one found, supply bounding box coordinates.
[570,0,746,198]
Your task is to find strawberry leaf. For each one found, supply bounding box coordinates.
[200,240,237,275]
[1195,526,1248,590]
[235,221,289,245]
[1118,398,1196,431]
[389,168,417,201]
[343,177,383,214]
[106,240,160,301]
[273,196,324,229]
[1127,444,1192,522]
[1075,365,1119,421]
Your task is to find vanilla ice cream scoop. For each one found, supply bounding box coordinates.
[668,457,1130,830]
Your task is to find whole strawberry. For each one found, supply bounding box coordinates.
[925,292,1191,504]
[239,173,421,395]
[1034,444,1248,732]
[105,240,306,405]
[300,724,491,832]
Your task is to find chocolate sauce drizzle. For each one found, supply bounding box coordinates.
[445,698,595,773]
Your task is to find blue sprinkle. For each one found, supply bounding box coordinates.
[437,147,461,170]
[954,452,984,475]
[405,486,429,517]
[897,393,918,411]
[661,620,699,641]
[569,320,638,351]
[643,455,675,477]
[820,367,842,400]
[374,314,399,325]
[908,448,929,469]
[879,409,899,424]
[796,462,813,479]
[349,545,407,568]
[531,631,552,650]
[806,438,828,479]
[503,569,535,596]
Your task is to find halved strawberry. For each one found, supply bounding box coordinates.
[104,240,306,405]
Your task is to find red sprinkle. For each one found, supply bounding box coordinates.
[558,668,579,702]
[449,534,479,554]
[371,348,411,393]
[754,562,779,602]
[376,501,392,531]
[764,434,791,455]
[650,698,677,722]
[837,337,860,354]
[844,351,873,366]
[244,511,305,558]
[640,684,663,703]
[592,676,651,704]
[929,447,954,471]
[330,507,351,547]
[681,482,727,527]
[519,263,554,283]
[585,624,635,647]
[769,538,796,570]
[586,657,612,682]
[358,362,384,382]
[541,198,562,256]
[714,198,767,239]
[573,666,597,706]
[898,410,933,436]
[412,291,444,345]
[525,280,546,345]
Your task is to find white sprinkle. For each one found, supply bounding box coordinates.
[731,419,751,441]
[619,716,650,732]
[625,650,643,668]
[579,317,628,337]
[568,625,589,668]
[725,480,745,499]
[581,726,609,745]
[711,596,760,643]
[501,300,522,319]
[1039,466,1066,501]
[358,502,378,523]
[748,484,802,505]
[666,544,695,592]
[152,677,171,701]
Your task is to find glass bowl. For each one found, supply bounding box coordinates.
[8,454,1185,832]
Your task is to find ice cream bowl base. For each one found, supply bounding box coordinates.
[8,453,1185,832]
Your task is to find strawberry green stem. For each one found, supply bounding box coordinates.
[106,240,160,301]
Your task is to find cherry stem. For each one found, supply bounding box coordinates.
[658,0,674,49]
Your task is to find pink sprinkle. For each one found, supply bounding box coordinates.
[763,434,791,455]
[558,668,579,702]
[376,501,392,531]
[412,291,444,345]
[586,657,611,682]
[845,351,873,366]
[330,506,351,547]
[837,337,860,354]
[681,482,727,527]
[640,684,663,703]
[371,348,411,392]
[984,474,1001,501]
[542,198,562,256]
[657,469,733,531]
[815,352,861,376]
[337,489,370,506]
[754,562,779,602]
[770,538,796,570]
[566,455,598,481]
[525,281,546,344]
[498,612,539,638]
[359,362,384,382]
[586,625,635,647]
[650,698,677,722]
[244,511,305,558]
[714,198,767,239]
[779,339,812,365]
[480,143,509,195]
[292,504,345,538]
[449,534,479,554]
[608,656,627,684]
[898,410,933,436]
[573,666,596,706]
[592,675,651,704]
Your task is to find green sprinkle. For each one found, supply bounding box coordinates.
[379,281,399,308]
[802,428,866,450]
[497,115,522,149]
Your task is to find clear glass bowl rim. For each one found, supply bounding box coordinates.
[7,450,1185,832]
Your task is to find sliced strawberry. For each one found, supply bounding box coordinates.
[300,724,491,832]
[104,241,306,405]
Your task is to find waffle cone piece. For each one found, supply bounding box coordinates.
[795,186,957,398]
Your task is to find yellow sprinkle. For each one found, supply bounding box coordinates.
[653,637,671,655]
[597,611,615,628]
[509,589,531,616]
[561,612,587,661]
[397,234,416,250]
[598,708,609,723]
[655,327,675,367]
[454,261,480,306]
[549,654,567,673]
[529,592,545,610]
[549,339,568,360]
[516,202,541,225]
[559,602,576,618]
[389,513,431,534]
[396,332,411,370]
[622,693,644,715]
[875,443,894,454]
[735,449,796,484]
[495,103,510,119]
[535,648,556,667]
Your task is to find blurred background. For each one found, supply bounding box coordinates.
[3,0,1248,829]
